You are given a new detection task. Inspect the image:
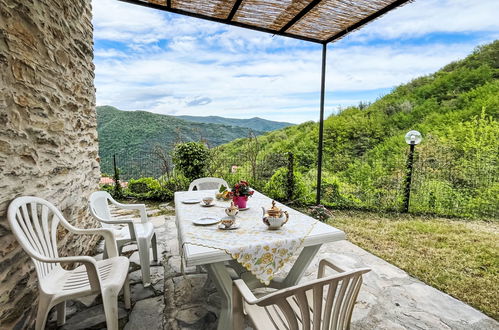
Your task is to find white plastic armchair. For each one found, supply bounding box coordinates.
[7,196,130,330]
[88,191,158,286]
[188,177,229,191]
[233,258,370,330]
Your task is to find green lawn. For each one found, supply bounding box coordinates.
[325,210,498,320]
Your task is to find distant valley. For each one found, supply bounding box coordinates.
[96,105,293,175]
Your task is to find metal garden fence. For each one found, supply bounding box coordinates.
[101,148,498,220]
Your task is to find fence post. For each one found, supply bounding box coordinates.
[287,152,295,202]
[113,154,122,198]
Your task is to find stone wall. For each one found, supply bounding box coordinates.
[0,0,100,327]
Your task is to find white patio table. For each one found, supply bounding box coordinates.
[175,190,345,330]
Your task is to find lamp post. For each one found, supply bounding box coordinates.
[402,130,422,213]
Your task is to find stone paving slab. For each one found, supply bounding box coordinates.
[124,296,164,330]
[49,203,498,330]
[299,241,499,330]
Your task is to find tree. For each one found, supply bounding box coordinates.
[172,142,209,181]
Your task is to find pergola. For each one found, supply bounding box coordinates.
[119,0,413,203]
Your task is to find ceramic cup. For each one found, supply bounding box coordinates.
[202,197,214,206]
[221,217,235,228]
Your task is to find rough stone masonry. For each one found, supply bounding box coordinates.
[0,0,101,328]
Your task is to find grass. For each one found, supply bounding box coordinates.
[325,210,499,320]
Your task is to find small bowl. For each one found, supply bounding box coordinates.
[202,197,214,206]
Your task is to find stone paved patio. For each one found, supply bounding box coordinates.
[48,203,498,329]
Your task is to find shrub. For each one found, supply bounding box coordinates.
[321,175,358,209]
[160,172,190,196]
[100,184,114,195]
[127,177,167,201]
[173,142,209,181]
[263,167,308,204]
[129,177,161,194]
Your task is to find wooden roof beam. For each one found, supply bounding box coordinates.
[279,0,323,33]
[324,0,413,43]
[118,0,324,43]
[226,0,243,21]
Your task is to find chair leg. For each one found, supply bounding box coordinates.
[138,238,151,286]
[118,242,125,256]
[151,233,158,262]
[35,295,52,330]
[56,301,66,326]
[123,275,131,310]
[103,242,108,259]
[232,284,244,330]
[102,291,119,330]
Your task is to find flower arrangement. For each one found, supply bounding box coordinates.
[232,180,254,197]
[231,181,254,208]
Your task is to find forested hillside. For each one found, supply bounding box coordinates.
[218,41,499,219]
[176,115,292,131]
[96,106,288,175]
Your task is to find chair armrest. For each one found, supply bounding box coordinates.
[109,200,148,224]
[36,255,101,291]
[318,258,346,278]
[91,216,137,241]
[233,279,259,305]
[69,227,119,258]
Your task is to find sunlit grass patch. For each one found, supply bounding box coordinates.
[326,210,499,320]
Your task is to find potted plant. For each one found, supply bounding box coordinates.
[232,180,254,208]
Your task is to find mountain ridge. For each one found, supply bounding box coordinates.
[176,114,293,131]
[96,105,291,175]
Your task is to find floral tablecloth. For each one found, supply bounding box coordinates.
[177,191,317,285]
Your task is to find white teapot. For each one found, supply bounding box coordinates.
[262,201,289,230]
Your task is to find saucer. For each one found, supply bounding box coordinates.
[238,207,250,211]
[218,223,240,230]
[200,203,215,207]
[193,217,219,226]
[182,199,201,204]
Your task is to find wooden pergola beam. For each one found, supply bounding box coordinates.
[279,0,323,33]
[119,0,324,43]
[325,0,413,43]
[226,0,243,21]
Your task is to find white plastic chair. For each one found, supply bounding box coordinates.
[188,177,229,191]
[7,196,130,330]
[233,259,370,330]
[88,191,158,286]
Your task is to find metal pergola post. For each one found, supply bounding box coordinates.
[316,43,327,205]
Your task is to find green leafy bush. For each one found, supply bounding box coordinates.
[129,177,161,193]
[159,172,190,195]
[126,177,167,201]
[263,167,308,204]
[173,142,209,180]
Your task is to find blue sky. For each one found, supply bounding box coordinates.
[92,0,499,123]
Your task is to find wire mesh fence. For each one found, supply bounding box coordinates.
[410,149,498,219]
[101,148,498,220]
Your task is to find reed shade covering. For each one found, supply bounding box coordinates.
[121,0,412,43]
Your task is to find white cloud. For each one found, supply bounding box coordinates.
[92,0,498,123]
[351,0,499,40]
[92,0,224,44]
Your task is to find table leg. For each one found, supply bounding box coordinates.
[272,244,322,289]
[205,262,234,330]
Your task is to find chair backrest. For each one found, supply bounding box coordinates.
[7,196,67,280]
[257,268,370,330]
[188,177,229,191]
[88,191,113,228]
